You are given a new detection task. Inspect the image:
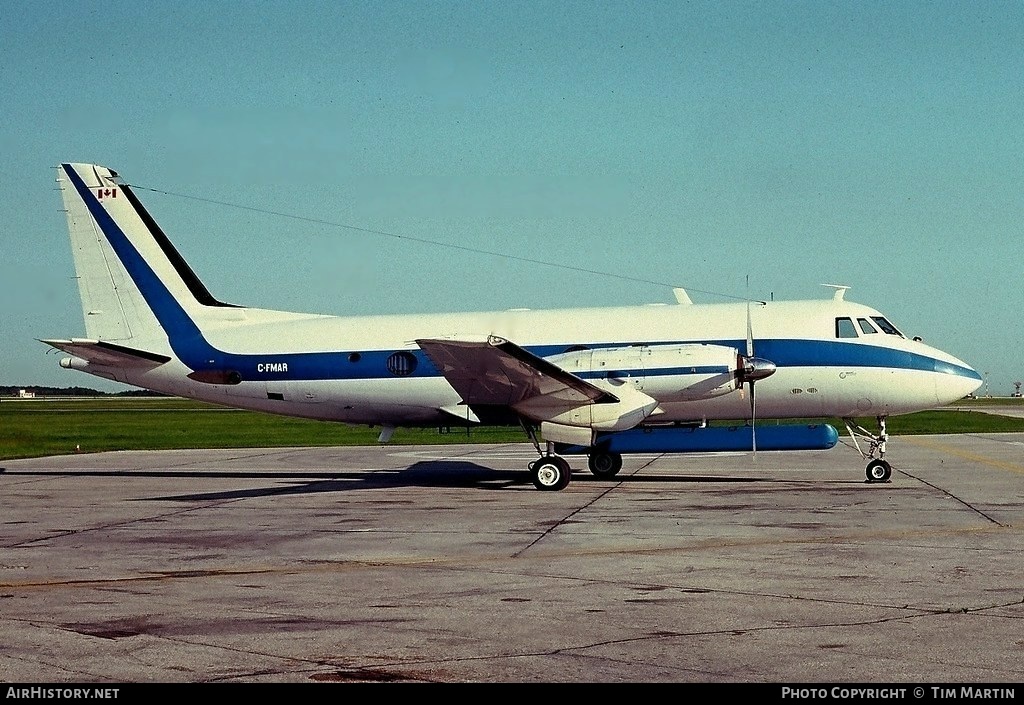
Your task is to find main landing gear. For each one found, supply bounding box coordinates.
[523,424,572,491]
[526,448,626,490]
[843,415,892,483]
[588,449,623,479]
[522,424,626,490]
[529,452,572,491]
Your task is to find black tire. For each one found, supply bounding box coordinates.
[531,456,571,491]
[865,459,892,483]
[588,451,623,479]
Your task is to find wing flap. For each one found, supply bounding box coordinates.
[417,336,618,407]
[41,338,171,369]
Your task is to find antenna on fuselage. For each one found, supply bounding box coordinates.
[672,287,693,305]
[822,284,850,301]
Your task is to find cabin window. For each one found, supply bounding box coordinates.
[835,317,858,338]
[871,316,904,337]
[857,318,878,334]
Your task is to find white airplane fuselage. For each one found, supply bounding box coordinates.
[67,299,979,426]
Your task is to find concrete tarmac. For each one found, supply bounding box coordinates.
[945,403,1024,419]
[1,433,1023,684]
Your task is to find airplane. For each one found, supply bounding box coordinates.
[42,162,983,491]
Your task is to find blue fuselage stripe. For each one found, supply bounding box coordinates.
[576,366,731,380]
[196,340,980,385]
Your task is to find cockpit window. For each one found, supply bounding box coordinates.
[835,317,858,338]
[857,318,878,334]
[871,316,903,337]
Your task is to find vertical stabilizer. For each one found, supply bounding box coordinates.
[58,163,161,342]
[56,163,242,352]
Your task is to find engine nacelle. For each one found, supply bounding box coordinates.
[548,343,740,402]
[514,383,660,431]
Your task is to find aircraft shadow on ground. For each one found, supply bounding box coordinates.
[0,460,836,502]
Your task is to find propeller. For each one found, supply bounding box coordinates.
[737,287,776,455]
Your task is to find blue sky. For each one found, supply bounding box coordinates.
[2,1,1021,396]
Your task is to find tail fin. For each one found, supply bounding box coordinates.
[56,163,237,348]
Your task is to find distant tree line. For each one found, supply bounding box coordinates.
[1,386,168,397]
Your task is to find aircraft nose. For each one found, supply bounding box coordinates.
[933,355,983,404]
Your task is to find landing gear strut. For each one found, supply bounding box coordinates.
[843,415,892,483]
[523,423,572,491]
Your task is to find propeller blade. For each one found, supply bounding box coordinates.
[743,284,762,458]
[750,380,757,457]
[746,299,753,358]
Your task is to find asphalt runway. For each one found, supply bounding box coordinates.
[1,433,1022,684]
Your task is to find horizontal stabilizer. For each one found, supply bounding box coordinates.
[417,335,618,407]
[41,338,171,369]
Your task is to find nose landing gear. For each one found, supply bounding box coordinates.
[865,457,892,482]
[843,416,892,483]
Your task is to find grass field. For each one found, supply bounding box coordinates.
[1,396,1023,462]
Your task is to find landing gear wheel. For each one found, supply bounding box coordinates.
[531,456,571,491]
[865,459,892,483]
[588,451,623,479]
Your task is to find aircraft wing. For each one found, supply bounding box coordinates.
[41,339,171,369]
[416,336,619,407]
